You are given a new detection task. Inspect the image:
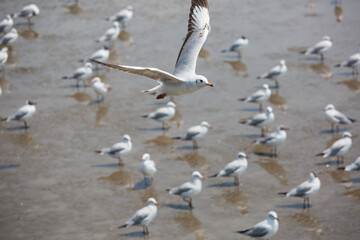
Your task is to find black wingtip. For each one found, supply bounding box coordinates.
[349,117,356,123]
[172,137,181,140]
[300,50,306,54]
[118,224,127,229]
[256,76,261,79]
[278,192,287,196]
[334,63,341,67]
[62,76,68,79]
[94,150,101,154]
[221,49,227,53]
[238,98,246,101]
[141,114,148,118]
[208,174,217,178]
[165,189,170,192]
[315,153,324,157]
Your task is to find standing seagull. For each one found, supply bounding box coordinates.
[323,104,356,133]
[118,198,158,236]
[316,131,352,164]
[236,211,279,239]
[81,46,110,71]
[96,21,120,49]
[107,6,133,29]
[167,171,205,209]
[221,36,249,58]
[0,28,18,46]
[90,0,213,99]
[345,156,360,171]
[255,125,289,157]
[140,153,157,187]
[279,172,321,209]
[240,106,275,137]
[95,134,132,165]
[209,152,248,186]
[301,36,332,61]
[0,15,13,34]
[0,47,8,76]
[1,100,36,129]
[239,84,271,112]
[172,121,212,149]
[142,101,176,129]
[62,62,93,87]
[335,50,360,75]
[13,4,40,26]
[91,77,108,102]
[257,60,287,88]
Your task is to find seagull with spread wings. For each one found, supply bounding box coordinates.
[90,0,213,99]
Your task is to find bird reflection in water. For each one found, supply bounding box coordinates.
[98,168,133,189]
[309,61,332,80]
[223,59,248,78]
[18,25,39,40]
[64,0,83,15]
[267,88,287,113]
[144,135,174,147]
[291,211,323,237]
[169,107,183,129]
[6,47,18,66]
[198,48,211,63]
[0,76,11,94]
[175,152,210,172]
[173,211,204,235]
[324,168,351,183]
[118,30,134,45]
[95,104,109,126]
[108,50,121,65]
[255,157,288,186]
[337,78,360,92]
[66,90,92,104]
[214,189,248,215]
[334,1,343,22]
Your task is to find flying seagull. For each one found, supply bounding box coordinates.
[90,0,213,99]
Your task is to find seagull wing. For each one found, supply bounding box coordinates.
[173,0,210,76]
[239,220,270,238]
[89,59,184,84]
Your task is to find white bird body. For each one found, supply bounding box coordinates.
[89,47,110,63]
[224,36,248,52]
[242,106,274,128]
[174,121,211,148]
[0,28,18,45]
[107,6,133,28]
[96,134,132,164]
[241,84,271,104]
[140,153,157,178]
[303,36,332,56]
[345,156,360,171]
[255,126,288,147]
[98,21,120,43]
[143,102,176,122]
[0,15,13,34]
[257,60,287,82]
[0,47,8,67]
[119,198,158,235]
[63,62,93,87]
[323,104,355,128]
[14,4,40,19]
[91,77,108,99]
[90,0,213,99]
[336,51,360,68]
[286,172,321,198]
[238,211,279,239]
[2,100,36,128]
[210,152,248,186]
[168,171,204,199]
[321,132,352,158]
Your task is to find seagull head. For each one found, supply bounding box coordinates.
[309,171,321,179]
[200,121,212,129]
[26,100,37,105]
[278,125,289,131]
[342,131,352,139]
[123,134,132,143]
[166,101,177,108]
[195,76,213,87]
[147,198,159,206]
[85,62,93,69]
[265,106,273,114]
[192,171,205,181]
[142,153,150,161]
[91,77,101,84]
[126,5,133,11]
[268,211,279,222]
[322,36,332,42]
[29,4,40,16]
[323,104,334,111]
[112,21,120,28]
[262,84,270,90]
[280,60,286,66]
[10,28,17,34]
[237,152,247,159]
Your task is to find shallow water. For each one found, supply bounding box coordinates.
[0,0,359,239]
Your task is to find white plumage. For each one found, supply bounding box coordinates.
[323,104,355,132]
[90,0,213,99]
[0,15,13,34]
[140,153,157,186]
[2,100,36,128]
[345,156,360,171]
[62,62,93,87]
[237,211,279,239]
[14,4,40,25]
[0,28,18,45]
[95,134,132,165]
[335,51,360,75]
[302,36,332,60]
[317,131,352,163]
[118,198,158,236]
[107,6,133,28]
[209,152,248,186]
[257,60,287,88]
[142,101,176,129]
[255,125,289,156]
[239,84,271,112]
[91,77,108,101]
[222,36,249,58]
[240,106,274,136]
[173,121,212,149]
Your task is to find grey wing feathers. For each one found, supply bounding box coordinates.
[240,226,268,237]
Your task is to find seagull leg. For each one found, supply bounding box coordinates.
[320,54,324,61]
[193,140,198,149]
[303,198,306,209]
[259,103,263,112]
[118,157,124,166]
[234,176,242,186]
[27,18,31,26]
[24,120,28,129]
[261,128,265,137]
[275,79,279,89]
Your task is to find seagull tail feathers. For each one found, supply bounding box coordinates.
[238,98,246,101]
[221,49,227,53]
[172,136,181,140]
[94,150,103,154]
[236,229,250,234]
[315,153,324,157]
[278,192,287,196]
[334,63,341,68]
[118,224,127,229]
[349,117,356,123]
[208,173,218,178]
[141,114,148,118]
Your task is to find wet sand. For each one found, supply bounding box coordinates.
[0,0,360,239]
